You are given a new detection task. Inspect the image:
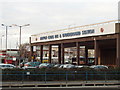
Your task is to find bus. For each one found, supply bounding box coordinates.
[4,56,17,64]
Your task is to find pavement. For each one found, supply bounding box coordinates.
[1,80,120,89]
[2,80,120,85]
[1,86,120,90]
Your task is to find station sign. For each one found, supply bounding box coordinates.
[31,23,116,43]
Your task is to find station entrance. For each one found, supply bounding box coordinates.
[30,21,120,67]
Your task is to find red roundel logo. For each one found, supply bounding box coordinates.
[100,28,104,33]
[35,38,38,41]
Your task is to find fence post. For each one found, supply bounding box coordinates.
[22,72,24,84]
[45,71,47,83]
[86,72,88,83]
[66,71,68,87]
[105,72,107,83]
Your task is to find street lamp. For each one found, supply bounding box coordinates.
[12,24,30,46]
[1,24,12,50]
[12,24,30,64]
[0,35,4,50]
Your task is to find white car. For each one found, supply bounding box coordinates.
[90,65,108,69]
[75,65,89,68]
[22,66,36,69]
[39,63,54,68]
[75,65,84,68]
[0,63,16,69]
[62,64,75,69]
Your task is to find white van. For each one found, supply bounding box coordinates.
[0,63,16,69]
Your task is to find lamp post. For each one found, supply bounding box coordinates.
[13,24,30,46]
[0,35,4,50]
[1,24,12,50]
[13,24,30,65]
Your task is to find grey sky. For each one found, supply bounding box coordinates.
[0,0,119,49]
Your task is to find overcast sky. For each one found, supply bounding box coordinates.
[0,0,119,49]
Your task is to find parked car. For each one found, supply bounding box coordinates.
[20,62,27,68]
[58,64,64,68]
[54,64,61,68]
[39,63,54,68]
[63,64,76,69]
[22,62,41,69]
[75,65,89,68]
[0,63,16,69]
[75,65,84,68]
[58,64,76,69]
[90,65,108,69]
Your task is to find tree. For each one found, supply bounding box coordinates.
[19,43,30,61]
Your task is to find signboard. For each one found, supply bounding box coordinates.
[31,23,116,43]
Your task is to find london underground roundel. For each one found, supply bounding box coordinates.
[100,28,104,33]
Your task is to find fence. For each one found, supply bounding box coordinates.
[2,70,120,83]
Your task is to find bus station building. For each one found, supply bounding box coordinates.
[30,20,120,67]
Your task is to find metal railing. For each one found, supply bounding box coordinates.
[2,71,120,83]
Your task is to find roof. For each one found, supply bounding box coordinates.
[31,20,119,36]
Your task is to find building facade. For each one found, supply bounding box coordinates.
[30,20,120,67]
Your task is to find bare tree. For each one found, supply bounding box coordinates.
[19,43,30,61]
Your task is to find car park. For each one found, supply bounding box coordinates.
[0,63,16,69]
